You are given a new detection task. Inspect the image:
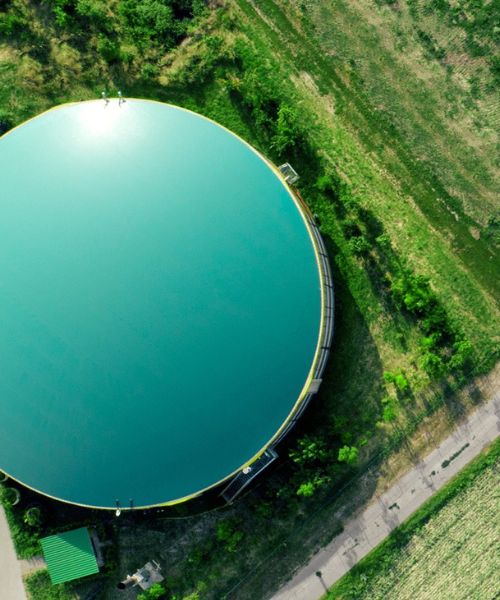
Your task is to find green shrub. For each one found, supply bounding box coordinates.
[381,396,398,422]
[46,0,76,28]
[419,351,445,377]
[383,404,397,422]
[97,35,121,62]
[419,333,441,350]
[421,304,448,334]
[448,339,473,370]
[216,519,243,553]
[178,593,200,600]
[394,373,409,390]
[76,0,110,29]
[0,11,27,37]
[204,34,224,61]
[141,62,160,80]
[271,104,302,155]
[348,235,371,255]
[290,435,329,465]
[23,507,42,528]
[316,174,335,193]
[138,583,166,600]
[119,0,178,48]
[296,475,329,497]
[342,217,361,237]
[76,0,105,18]
[0,486,20,507]
[384,371,408,390]
[391,273,434,315]
[296,481,315,497]
[186,538,214,569]
[0,110,13,135]
[338,445,359,465]
[375,233,391,248]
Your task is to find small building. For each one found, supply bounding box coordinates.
[118,560,163,591]
[40,527,99,585]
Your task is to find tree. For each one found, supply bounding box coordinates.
[419,333,441,350]
[384,370,409,391]
[271,104,302,155]
[119,0,177,47]
[391,272,434,315]
[421,304,448,334]
[381,396,398,422]
[47,0,75,28]
[76,0,109,27]
[348,235,371,256]
[419,351,445,378]
[448,339,472,370]
[0,109,13,135]
[97,35,121,62]
[337,445,359,465]
[289,435,328,465]
[296,481,315,497]
[0,486,20,507]
[296,475,329,497]
[316,174,334,193]
[375,233,391,248]
[383,404,397,422]
[216,519,243,553]
[137,583,165,600]
[394,373,409,390]
[23,507,42,528]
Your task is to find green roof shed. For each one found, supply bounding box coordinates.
[40,527,99,584]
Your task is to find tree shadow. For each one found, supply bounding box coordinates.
[283,233,386,445]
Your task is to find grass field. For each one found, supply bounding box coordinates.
[1,1,499,598]
[326,439,500,600]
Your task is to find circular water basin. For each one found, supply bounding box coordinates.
[0,99,322,508]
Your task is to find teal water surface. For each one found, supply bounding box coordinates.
[0,100,321,507]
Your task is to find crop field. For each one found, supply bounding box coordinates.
[327,441,500,600]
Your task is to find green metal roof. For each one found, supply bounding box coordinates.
[40,527,99,584]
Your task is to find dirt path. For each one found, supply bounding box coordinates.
[0,506,28,600]
[271,389,500,600]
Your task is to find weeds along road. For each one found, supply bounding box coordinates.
[271,389,500,600]
[0,506,28,600]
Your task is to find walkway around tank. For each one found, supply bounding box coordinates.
[271,390,500,600]
[0,506,28,600]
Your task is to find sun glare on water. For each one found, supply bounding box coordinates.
[78,99,129,137]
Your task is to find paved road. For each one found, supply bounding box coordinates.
[271,392,500,600]
[0,506,28,600]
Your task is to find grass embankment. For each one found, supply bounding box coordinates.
[325,438,500,600]
[1,1,499,598]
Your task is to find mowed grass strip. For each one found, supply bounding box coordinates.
[325,438,500,600]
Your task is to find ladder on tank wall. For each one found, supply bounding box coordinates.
[220,448,278,504]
